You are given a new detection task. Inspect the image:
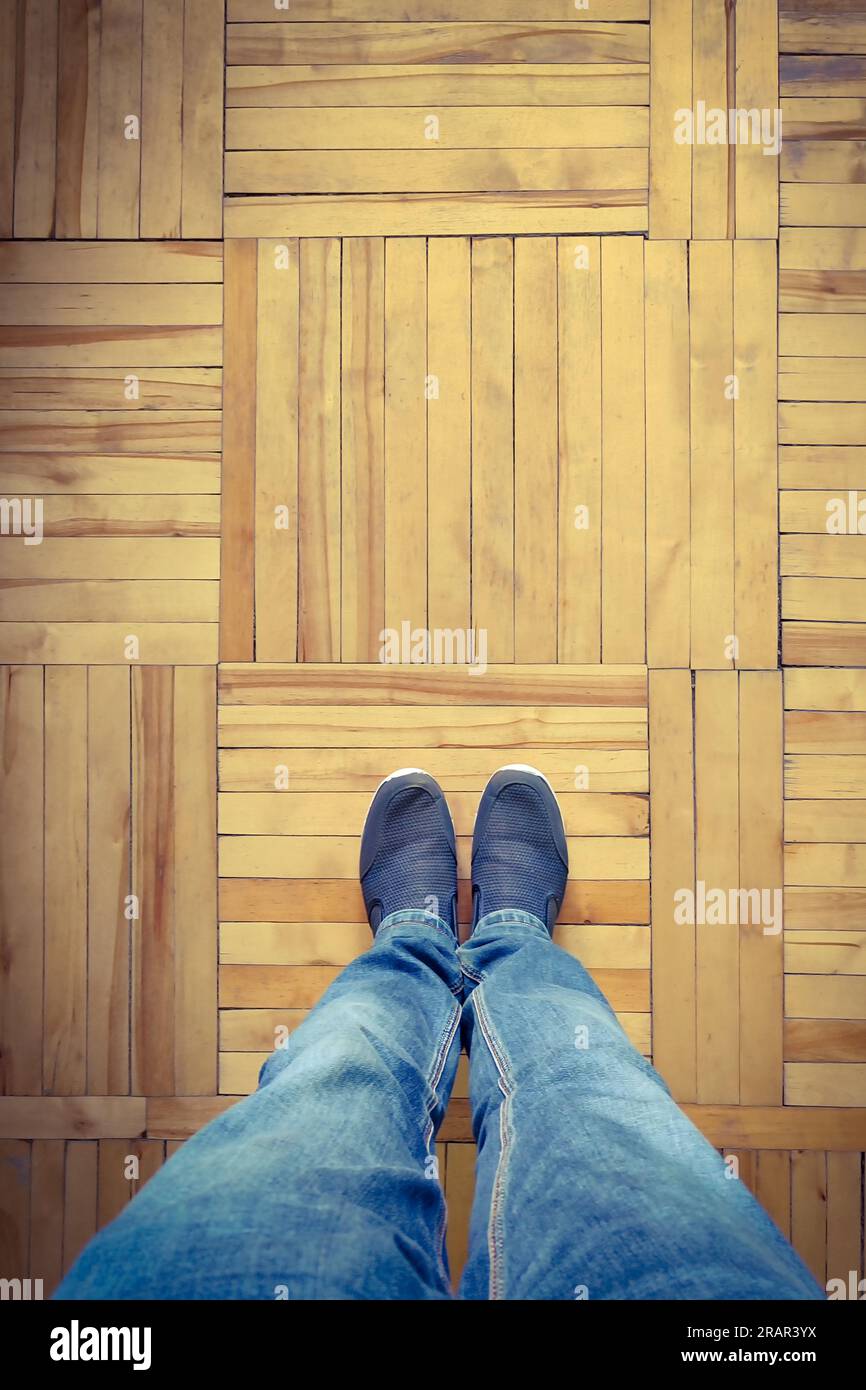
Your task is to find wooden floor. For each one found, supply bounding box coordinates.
[1,0,865,1297]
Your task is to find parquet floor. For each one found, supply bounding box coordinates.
[1,0,865,1299]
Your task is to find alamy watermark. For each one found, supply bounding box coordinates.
[379,621,488,676]
[674,881,782,936]
[674,102,782,157]
[0,496,43,544]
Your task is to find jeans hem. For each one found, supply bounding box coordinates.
[376,908,456,943]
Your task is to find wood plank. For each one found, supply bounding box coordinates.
[645,240,689,666]
[683,1105,866,1151]
[218,662,648,706]
[514,237,557,662]
[220,922,370,967]
[173,669,217,1095]
[0,1,15,238]
[219,833,648,882]
[756,1150,791,1239]
[444,1140,474,1289]
[55,0,100,239]
[739,673,783,1105]
[785,931,866,974]
[220,964,340,1009]
[695,672,739,1104]
[779,308,866,353]
[218,791,648,838]
[224,194,648,240]
[782,493,866,536]
[29,1140,64,1292]
[601,237,645,662]
[0,538,219,580]
[225,66,650,110]
[13,0,58,238]
[785,709,866,753]
[427,236,470,642]
[0,326,223,368]
[219,1008,308,1050]
[783,141,866,184]
[0,409,221,452]
[225,21,650,66]
[1,451,222,496]
[690,242,734,669]
[1,1139,33,1280]
[780,402,866,445]
[0,284,222,328]
[786,798,866,840]
[298,238,341,660]
[0,622,218,665]
[648,0,691,238]
[781,55,866,97]
[649,670,695,1102]
[226,147,648,195]
[734,241,778,668]
[786,842,866,887]
[87,667,131,1096]
[131,667,175,1096]
[226,105,649,151]
[782,96,866,138]
[786,887,866,931]
[786,1063,866,1107]
[220,239,256,661]
[255,238,299,662]
[384,237,426,641]
[787,974,866,1020]
[783,622,866,666]
[62,1141,97,1275]
[97,0,143,238]
[471,237,513,662]
[181,0,225,238]
[219,1051,265,1095]
[342,237,385,661]
[557,235,601,662]
[97,1138,165,1225]
[781,14,866,53]
[145,1095,236,1140]
[2,575,216,623]
[140,0,183,239]
[43,668,87,1095]
[692,0,733,239]
[0,1097,146,1140]
[0,667,43,1094]
[786,1019,866,1063]
[0,366,223,410]
[779,358,866,400]
[827,1151,863,1288]
[218,747,648,794]
[785,667,866,709]
[219,961,649,1013]
[218,876,651,926]
[781,226,866,271]
[783,183,866,225]
[0,241,223,284]
[218,702,647,747]
[736,0,779,236]
[782,534,866,578]
[791,1149,827,1285]
[780,446,866,488]
[227,0,651,16]
[35,495,220,538]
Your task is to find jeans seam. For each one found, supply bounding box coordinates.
[423,999,461,1295]
[472,986,514,1302]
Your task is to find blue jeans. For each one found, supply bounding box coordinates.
[57,913,823,1300]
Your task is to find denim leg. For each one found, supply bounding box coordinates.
[458,911,824,1302]
[55,913,463,1301]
